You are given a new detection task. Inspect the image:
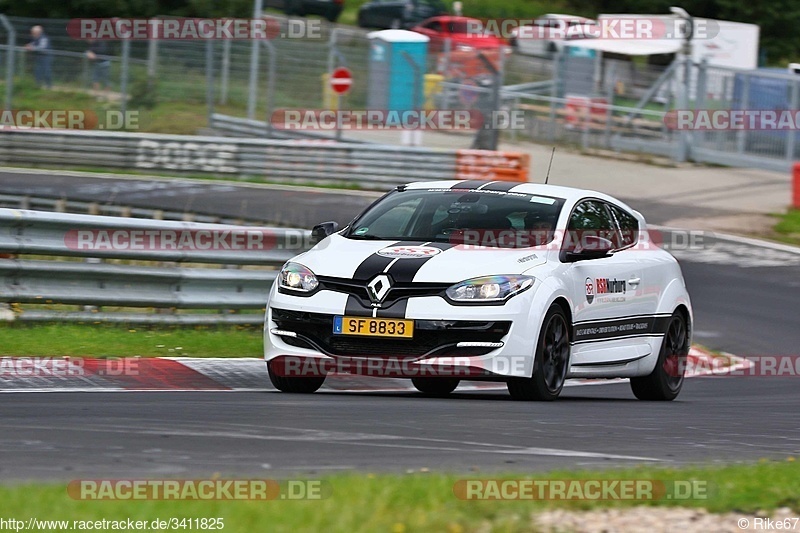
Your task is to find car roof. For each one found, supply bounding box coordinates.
[423,16,481,23]
[402,180,638,213]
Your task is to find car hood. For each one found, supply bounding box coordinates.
[294,235,548,283]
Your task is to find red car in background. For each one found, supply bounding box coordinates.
[411,16,508,53]
[411,16,510,81]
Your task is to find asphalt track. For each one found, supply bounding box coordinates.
[0,377,798,481]
[1,168,799,481]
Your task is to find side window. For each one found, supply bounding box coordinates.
[608,204,639,248]
[423,20,441,31]
[565,200,617,251]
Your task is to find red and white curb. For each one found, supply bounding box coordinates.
[0,347,747,393]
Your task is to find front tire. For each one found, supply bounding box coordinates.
[267,360,325,393]
[411,377,459,396]
[630,311,689,401]
[508,304,570,401]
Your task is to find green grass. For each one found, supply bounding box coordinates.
[0,461,798,533]
[774,209,800,245]
[0,323,263,358]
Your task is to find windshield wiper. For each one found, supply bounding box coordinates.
[346,234,390,240]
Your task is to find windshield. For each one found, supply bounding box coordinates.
[346,188,565,248]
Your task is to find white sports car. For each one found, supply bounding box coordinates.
[264,180,692,401]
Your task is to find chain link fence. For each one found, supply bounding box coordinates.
[1,14,799,172]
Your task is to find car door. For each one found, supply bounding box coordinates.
[564,199,649,366]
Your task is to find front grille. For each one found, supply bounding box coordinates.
[271,308,510,358]
[317,277,450,308]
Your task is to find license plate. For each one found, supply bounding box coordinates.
[333,316,414,338]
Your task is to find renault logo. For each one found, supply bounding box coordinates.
[367,274,392,304]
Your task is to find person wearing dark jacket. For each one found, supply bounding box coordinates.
[25,25,52,89]
[86,39,111,91]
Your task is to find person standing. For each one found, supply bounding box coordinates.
[86,38,111,92]
[25,25,52,89]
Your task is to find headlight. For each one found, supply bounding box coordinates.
[456,44,475,52]
[446,275,533,303]
[279,262,318,293]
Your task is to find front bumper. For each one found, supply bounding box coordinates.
[264,285,541,379]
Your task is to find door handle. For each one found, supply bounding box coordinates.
[628,277,641,287]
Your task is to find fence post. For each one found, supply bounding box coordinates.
[695,58,708,149]
[786,79,798,162]
[120,39,130,116]
[219,38,231,105]
[736,74,750,155]
[549,49,562,142]
[0,15,16,111]
[147,25,158,87]
[206,40,214,126]
[247,0,264,119]
[675,56,691,162]
[263,40,276,138]
[604,62,615,148]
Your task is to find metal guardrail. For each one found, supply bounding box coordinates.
[209,114,370,144]
[0,128,528,187]
[0,209,312,325]
[0,193,261,226]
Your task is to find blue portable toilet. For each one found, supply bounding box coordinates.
[367,30,429,112]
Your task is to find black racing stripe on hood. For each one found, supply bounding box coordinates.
[385,242,456,283]
[351,240,419,280]
[345,294,371,317]
[345,240,427,316]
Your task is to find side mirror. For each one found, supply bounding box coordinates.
[564,236,615,263]
[311,221,339,244]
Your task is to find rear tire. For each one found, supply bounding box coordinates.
[411,377,459,396]
[507,304,570,401]
[630,311,689,401]
[267,361,325,393]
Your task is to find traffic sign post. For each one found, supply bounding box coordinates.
[329,67,352,141]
